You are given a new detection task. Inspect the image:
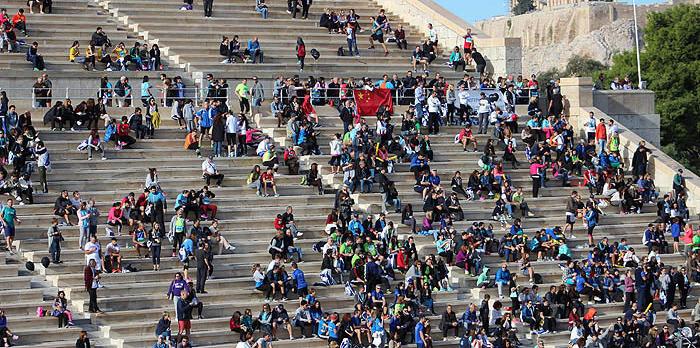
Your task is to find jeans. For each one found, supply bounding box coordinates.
[151,245,161,266]
[79,225,89,249]
[384,196,401,213]
[478,112,489,134]
[288,247,303,261]
[49,238,61,262]
[213,141,223,157]
[256,6,268,18]
[360,180,372,193]
[248,181,262,195]
[347,38,359,56]
[597,139,606,154]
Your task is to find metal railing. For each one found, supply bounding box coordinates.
[0,84,537,111]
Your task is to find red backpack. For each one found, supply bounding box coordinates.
[297,44,306,57]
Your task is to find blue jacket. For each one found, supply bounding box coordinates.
[247,39,261,53]
[495,268,511,284]
[292,268,307,289]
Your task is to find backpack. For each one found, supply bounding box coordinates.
[178,247,188,262]
[337,47,345,56]
[297,44,306,57]
[310,48,320,60]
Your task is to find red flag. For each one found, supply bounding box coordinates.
[354,89,393,116]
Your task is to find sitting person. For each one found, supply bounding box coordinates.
[184,129,202,157]
[77,129,106,160]
[261,167,279,197]
[247,37,264,63]
[305,162,324,195]
[1,20,18,53]
[227,35,246,63]
[26,42,46,71]
[448,46,465,71]
[51,290,74,328]
[53,190,76,226]
[255,0,269,18]
[104,237,123,272]
[411,46,429,72]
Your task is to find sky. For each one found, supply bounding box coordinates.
[435,0,668,24]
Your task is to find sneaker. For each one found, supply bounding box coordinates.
[88,157,93,160]
[101,157,107,160]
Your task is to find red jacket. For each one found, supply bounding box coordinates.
[273,217,284,230]
[229,318,240,331]
[12,13,25,25]
[84,266,95,290]
[595,123,607,140]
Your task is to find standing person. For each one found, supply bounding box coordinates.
[84,259,102,313]
[235,79,251,116]
[414,315,427,348]
[1,198,20,254]
[47,218,62,264]
[251,77,264,116]
[296,37,306,72]
[203,0,213,17]
[195,242,212,294]
[476,92,490,135]
[148,223,164,271]
[35,139,50,193]
[176,292,193,343]
[677,267,690,309]
[300,0,311,19]
[77,202,91,249]
[87,199,100,240]
[595,118,607,154]
[564,192,578,239]
[584,204,598,247]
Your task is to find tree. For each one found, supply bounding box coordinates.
[512,0,535,16]
[565,55,607,77]
[606,4,700,174]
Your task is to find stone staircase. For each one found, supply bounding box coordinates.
[0,0,695,348]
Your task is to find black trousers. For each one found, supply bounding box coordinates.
[203,0,213,16]
[196,266,207,292]
[531,175,541,198]
[88,288,99,312]
[204,173,224,186]
[301,3,310,18]
[239,98,250,114]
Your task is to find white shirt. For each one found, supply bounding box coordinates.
[236,341,252,348]
[477,99,490,114]
[585,117,596,133]
[84,241,101,269]
[428,28,438,43]
[458,90,469,105]
[202,160,217,175]
[226,115,240,133]
[256,139,269,156]
[427,96,441,113]
[329,139,342,156]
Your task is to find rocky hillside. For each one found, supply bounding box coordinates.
[523,19,642,74]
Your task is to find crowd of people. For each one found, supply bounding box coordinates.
[1,3,699,348]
